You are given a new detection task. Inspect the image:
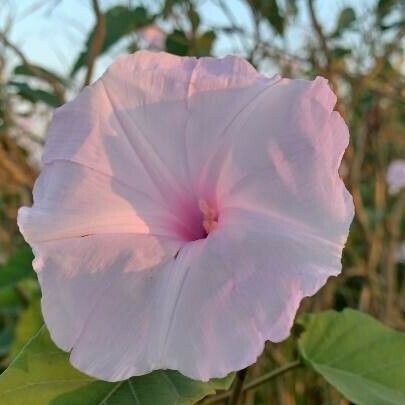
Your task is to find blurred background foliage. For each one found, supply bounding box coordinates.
[0,0,404,404]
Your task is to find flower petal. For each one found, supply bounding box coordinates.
[162,212,344,381]
[29,233,180,381]
[42,52,271,209]
[201,77,353,245]
[156,77,354,381]
[18,161,186,244]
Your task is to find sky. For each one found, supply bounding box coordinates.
[0,0,376,80]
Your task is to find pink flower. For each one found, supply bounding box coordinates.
[139,25,166,51]
[396,242,405,264]
[18,51,354,382]
[387,160,405,195]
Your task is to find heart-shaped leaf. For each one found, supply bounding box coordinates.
[298,309,405,405]
[0,327,233,404]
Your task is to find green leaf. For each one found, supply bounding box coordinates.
[10,300,42,358]
[165,29,190,56]
[162,0,183,17]
[298,309,405,405]
[0,245,34,290]
[337,7,356,30]
[8,81,61,107]
[262,0,285,35]
[195,31,216,56]
[0,327,234,404]
[381,19,405,30]
[377,0,397,20]
[248,0,284,34]
[332,7,356,37]
[332,47,352,59]
[13,64,67,86]
[71,6,150,76]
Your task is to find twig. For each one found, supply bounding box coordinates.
[385,190,405,325]
[83,0,106,87]
[17,128,45,145]
[246,1,262,64]
[203,360,301,404]
[307,0,331,70]
[242,360,301,392]
[349,124,372,246]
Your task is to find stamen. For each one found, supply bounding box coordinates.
[198,199,218,235]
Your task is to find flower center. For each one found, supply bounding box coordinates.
[198,199,218,235]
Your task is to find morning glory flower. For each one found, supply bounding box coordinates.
[387,159,405,195]
[139,25,166,51]
[18,51,354,382]
[396,242,405,264]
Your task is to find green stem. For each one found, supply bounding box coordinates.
[203,360,302,404]
[227,368,248,405]
[242,359,301,392]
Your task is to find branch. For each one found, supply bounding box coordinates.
[385,189,405,325]
[203,360,301,404]
[242,360,301,392]
[83,0,106,87]
[349,124,372,246]
[307,0,331,73]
